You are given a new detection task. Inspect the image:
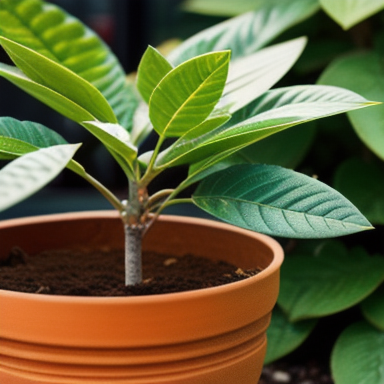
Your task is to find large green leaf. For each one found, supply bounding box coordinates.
[136,46,173,104]
[318,51,384,160]
[360,284,384,331]
[0,0,131,127]
[195,122,317,176]
[278,241,384,321]
[0,37,117,124]
[320,0,384,29]
[157,85,375,169]
[220,37,307,114]
[169,0,320,65]
[0,144,80,212]
[334,158,384,225]
[0,63,96,123]
[331,321,384,384]
[0,117,67,159]
[193,164,373,239]
[265,306,317,364]
[149,51,230,137]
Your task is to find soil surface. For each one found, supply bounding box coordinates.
[259,360,334,384]
[0,247,260,296]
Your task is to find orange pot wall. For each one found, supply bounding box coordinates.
[0,212,284,384]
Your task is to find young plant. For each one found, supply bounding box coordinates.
[0,0,377,286]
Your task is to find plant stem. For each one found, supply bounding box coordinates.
[124,223,144,285]
[123,180,150,285]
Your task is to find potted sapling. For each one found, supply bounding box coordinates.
[0,1,377,383]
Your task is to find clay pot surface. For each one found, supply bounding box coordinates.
[0,211,284,384]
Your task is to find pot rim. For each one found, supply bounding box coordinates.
[0,211,284,303]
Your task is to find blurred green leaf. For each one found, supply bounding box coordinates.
[334,158,384,225]
[320,0,384,30]
[318,51,384,160]
[0,144,80,212]
[183,0,265,16]
[169,0,320,64]
[265,306,317,364]
[221,37,307,114]
[0,0,132,127]
[0,37,117,124]
[149,51,230,137]
[360,284,384,331]
[193,164,373,238]
[278,241,384,321]
[137,46,173,104]
[331,321,384,384]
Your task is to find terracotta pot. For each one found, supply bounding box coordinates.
[0,211,284,384]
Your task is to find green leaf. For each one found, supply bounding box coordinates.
[0,37,117,124]
[157,85,375,170]
[199,122,317,174]
[278,241,384,321]
[0,144,80,212]
[82,121,137,172]
[0,0,131,127]
[220,37,307,114]
[193,164,373,239]
[265,306,317,364]
[168,0,320,65]
[320,0,384,29]
[149,51,230,137]
[183,0,264,16]
[360,284,384,331]
[331,321,384,384]
[334,158,384,225]
[0,117,67,159]
[318,51,384,160]
[0,63,95,123]
[137,46,173,104]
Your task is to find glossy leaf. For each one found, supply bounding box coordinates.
[318,51,384,160]
[0,37,117,123]
[82,121,137,170]
[137,46,173,104]
[334,158,384,225]
[278,241,384,321]
[320,0,384,29]
[265,306,317,364]
[0,144,80,212]
[168,0,319,65]
[220,37,307,114]
[331,321,384,384]
[157,85,375,170]
[193,164,373,239]
[0,63,96,123]
[149,51,230,137]
[199,122,317,174]
[360,284,384,331]
[0,0,131,127]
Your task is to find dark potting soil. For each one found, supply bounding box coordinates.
[0,247,260,296]
[259,360,334,384]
